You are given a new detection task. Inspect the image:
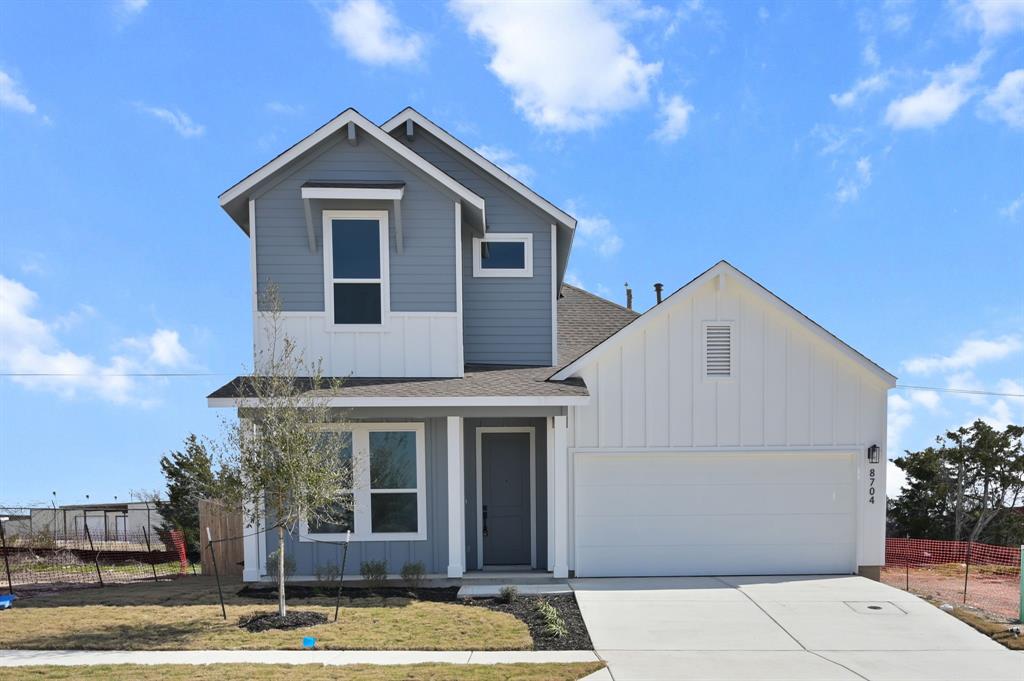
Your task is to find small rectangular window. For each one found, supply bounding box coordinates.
[472,233,533,277]
[369,430,418,533]
[323,211,389,328]
[704,322,734,379]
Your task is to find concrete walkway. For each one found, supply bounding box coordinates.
[571,575,1023,681]
[0,649,601,667]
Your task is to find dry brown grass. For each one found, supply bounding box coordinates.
[1,577,531,651]
[931,602,1023,651]
[1,662,605,680]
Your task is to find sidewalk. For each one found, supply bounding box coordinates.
[0,649,602,667]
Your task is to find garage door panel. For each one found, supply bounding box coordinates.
[573,451,857,577]
[575,482,856,518]
[577,542,857,578]
[577,512,853,548]
[573,453,853,487]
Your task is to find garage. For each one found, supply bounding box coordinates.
[573,451,857,577]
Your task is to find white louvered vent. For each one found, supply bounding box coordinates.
[705,323,733,378]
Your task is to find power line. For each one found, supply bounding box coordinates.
[894,384,1024,398]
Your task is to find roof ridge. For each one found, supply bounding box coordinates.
[561,283,639,316]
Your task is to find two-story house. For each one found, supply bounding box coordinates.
[209,108,894,582]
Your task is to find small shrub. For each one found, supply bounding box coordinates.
[498,585,519,603]
[315,563,341,583]
[535,598,567,639]
[400,560,426,590]
[265,549,296,579]
[360,559,388,590]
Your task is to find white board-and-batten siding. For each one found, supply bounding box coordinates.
[566,273,890,568]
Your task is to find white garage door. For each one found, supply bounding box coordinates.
[574,452,857,577]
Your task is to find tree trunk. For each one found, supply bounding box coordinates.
[277,524,287,617]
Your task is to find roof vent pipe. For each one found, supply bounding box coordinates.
[654,282,664,304]
[625,283,633,310]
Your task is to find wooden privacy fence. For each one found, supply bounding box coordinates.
[198,499,244,577]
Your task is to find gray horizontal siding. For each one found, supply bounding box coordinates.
[266,417,449,576]
[254,137,456,313]
[396,130,554,365]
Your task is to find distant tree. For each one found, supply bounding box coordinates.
[215,286,354,617]
[155,434,217,558]
[888,420,1024,544]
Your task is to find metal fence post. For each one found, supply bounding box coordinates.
[207,527,227,620]
[142,526,159,582]
[905,535,910,591]
[84,525,104,587]
[333,531,351,623]
[0,521,14,596]
[963,540,971,605]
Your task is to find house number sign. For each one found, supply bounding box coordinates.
[867,467,876,504]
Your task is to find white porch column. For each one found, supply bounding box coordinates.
[552,414,569,578]
[239,417,261,582]
[446,416,466,578]
[546,417,555,571]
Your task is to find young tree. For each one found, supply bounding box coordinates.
[889,420,1024,543]
[154,435,217,557]
[216,288,353,617]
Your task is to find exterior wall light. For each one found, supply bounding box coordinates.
[867,444,880,464]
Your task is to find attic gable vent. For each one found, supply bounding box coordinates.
[704,322,734,379]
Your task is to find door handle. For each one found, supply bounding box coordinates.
[482,504,488,537]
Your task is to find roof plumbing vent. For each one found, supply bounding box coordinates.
[625,283,633,310]
[654,283,664,304]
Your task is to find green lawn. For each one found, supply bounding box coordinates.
[2,663,605,680]
[0,577,532,651]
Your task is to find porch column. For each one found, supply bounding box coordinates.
[240,417,261,582]
[552,415,569,579]
[446,416,466,578]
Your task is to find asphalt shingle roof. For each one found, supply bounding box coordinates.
[209,285,636,402]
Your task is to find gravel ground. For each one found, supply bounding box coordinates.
[881,566,1020,620]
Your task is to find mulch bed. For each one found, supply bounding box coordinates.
[462,594,593,651]
[236,584,593,650]
[238,610,328,632]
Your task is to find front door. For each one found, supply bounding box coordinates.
[481,432,532,566]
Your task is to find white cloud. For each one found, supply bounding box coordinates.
[116,0,148,25]
[651,94,693,143]
[564,271,584,288]
[450,0,662,131]
[863,41,881,68]
[1002,194,1024,220]
[830,73,889,109]
[946,371,988,404]
[0,274,190,405]
[902,335,1022,374]
[836,156,872,203]
[955,0,1024,39]
[910,389,942,410]
[566,201,624,257]
[884,53,986,130]
[980,69,1024,129]
[328,0,424,66]
[135,104,205,138]
[266,101,303,115]
[472,145,535,183]
[0,69,37,115]
[758,6,770,22]
[887,459,908,497]
[888,393,915,455]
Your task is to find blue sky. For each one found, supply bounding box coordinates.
[1,0,1021,507]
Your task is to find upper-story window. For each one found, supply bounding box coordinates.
[322,210,390,328]
[472,233,533,278]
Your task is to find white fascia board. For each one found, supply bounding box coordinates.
[551,261,897,386]
[208,394,590,409]
[219,108,484,215]
[300,186,404,201]
[382,108,576,230]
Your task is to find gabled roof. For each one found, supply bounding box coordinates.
[218,108,486,233]
[551,260,897,385]
[558,284,639,366]
[382,107,577,232]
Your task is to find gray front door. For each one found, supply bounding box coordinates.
[481,432,531,566]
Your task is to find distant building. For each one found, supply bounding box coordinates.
[7,502,165,541]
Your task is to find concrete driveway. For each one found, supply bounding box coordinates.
[570,575,1022,681]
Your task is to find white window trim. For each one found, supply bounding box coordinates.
[472,233,533,278]
[322,210,391,332]
[299,422,427,542]
[475,426,536,569]
[702,320,736,381]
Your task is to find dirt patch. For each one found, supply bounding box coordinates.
[237,610,328,632]
[462,594,593,651]
[237,584,460,603]
[881,565,1020,620]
